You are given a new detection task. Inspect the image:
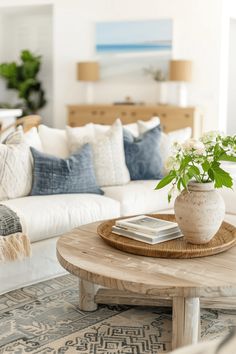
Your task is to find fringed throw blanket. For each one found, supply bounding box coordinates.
[0,205,31,262]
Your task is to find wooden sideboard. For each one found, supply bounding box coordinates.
[67,104,203,137]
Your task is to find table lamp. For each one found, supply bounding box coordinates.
[169,60,192,107]
[77,61,100,104]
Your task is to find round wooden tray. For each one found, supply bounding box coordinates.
[97,214,236,259]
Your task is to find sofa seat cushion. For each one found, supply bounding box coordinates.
[103,180,174,216]
[2,194,120,243]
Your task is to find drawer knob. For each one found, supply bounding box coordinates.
[92,111,97,115]
[131,112,136,116]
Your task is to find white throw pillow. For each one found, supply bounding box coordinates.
[138,116,161,134]
[24,127,43,151]
[167,127,192,144]
[94,121,139,137]
[38,125,69,158]
[0,131,32,201]
[66,123,95,153]
[67,119,130,187]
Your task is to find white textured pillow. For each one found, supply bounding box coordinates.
[24,127,43,151]
[38,125,69,158]
[168,127,192,143]
[66,123,95,153]
[138,116,160,134]
[0,131,32,201]
[94,121,139,137]
[67,119,130,186]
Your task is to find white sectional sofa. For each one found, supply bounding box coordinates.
[1,122,236,295]
[1,179,236,295]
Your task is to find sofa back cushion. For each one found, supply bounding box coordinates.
[123,125,163,180]
[38,125,69,158]
[30,144,103,196]
[67,119,130,187]
[0,130,33,201]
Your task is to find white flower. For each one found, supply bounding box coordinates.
[171,141,182,154]
[182,138,205,155]
[165,156,180,171]
[201,131,221,144]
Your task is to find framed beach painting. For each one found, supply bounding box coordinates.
[95,19,173,81]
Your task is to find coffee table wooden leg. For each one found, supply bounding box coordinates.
[79,279,98,311]
[172,296,200,350]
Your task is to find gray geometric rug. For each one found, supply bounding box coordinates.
[0,275,235,354]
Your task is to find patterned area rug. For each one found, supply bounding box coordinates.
[0,275,236,354]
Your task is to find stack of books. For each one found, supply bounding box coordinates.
[112,215,183,245]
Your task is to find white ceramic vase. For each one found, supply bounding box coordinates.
[174,181,225,244]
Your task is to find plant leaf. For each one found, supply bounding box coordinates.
[219,153,236,163]
[211,165,233,188]
[155,173,175,190]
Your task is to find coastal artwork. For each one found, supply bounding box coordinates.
[95,19,173,81]
[96,19,172,54]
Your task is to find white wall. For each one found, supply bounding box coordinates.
[218,0,236,133]
[227,20,236,134]
[0,5,53,125]
[53,0,223,130]
[0,0,224,131]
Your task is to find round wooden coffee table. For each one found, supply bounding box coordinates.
[57,218,236,350]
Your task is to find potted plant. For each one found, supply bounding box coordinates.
[156,132,236,244]
[0,50,46,116]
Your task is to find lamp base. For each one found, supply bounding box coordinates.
[85,82,94,104]
[177,82,188,107]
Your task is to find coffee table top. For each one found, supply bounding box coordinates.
[57,219,236,298]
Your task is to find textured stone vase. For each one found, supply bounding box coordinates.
[174,181,225,244]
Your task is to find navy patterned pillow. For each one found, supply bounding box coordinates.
[30,144,103,195]
[123,126,163,180]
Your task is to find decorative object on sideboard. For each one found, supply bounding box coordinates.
[77,61,100,104]
[156,132,236,244]
[143,66,168,104]
[169,59,192,107]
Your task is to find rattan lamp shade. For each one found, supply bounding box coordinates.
[169,60,192,82]
[77,61,99,82]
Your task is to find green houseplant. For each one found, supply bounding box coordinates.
[0,50,46,116]
[156,132,236,244]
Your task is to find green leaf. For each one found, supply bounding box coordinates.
[179,156,191,170]
[202,160,210,172]
[155,173,176,190]
[188,165,200,176]
[208,168,215,182]
[177,178,182,190]
[219,153,236,163]
[211,165,233,188]
[181,174,190,189]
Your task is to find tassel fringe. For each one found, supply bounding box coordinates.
[0,233,31,262]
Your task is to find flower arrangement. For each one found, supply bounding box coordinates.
[143,66,166,81]
[156,131,236,201]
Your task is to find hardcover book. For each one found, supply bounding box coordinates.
[115,215,179,236]
[112,225,183,244]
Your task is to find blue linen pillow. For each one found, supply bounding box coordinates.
[123,125,163,180]
[30,144,103,196]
